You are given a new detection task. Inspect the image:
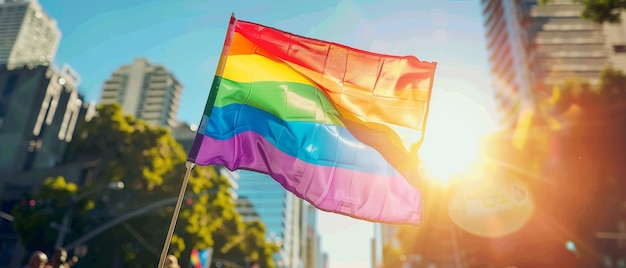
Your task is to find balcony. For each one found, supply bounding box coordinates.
[535,36,606,45]
[531,4,584,18]
[101,83,120,91]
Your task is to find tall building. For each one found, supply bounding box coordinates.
[529,1,614,86]
[300,203,321,268]
[371,224,401,268]
[99,58,182,128]
[0,63,94,268]
[170,121,198,153]
[0,0,61,66]
[0,64,93,178]
[236,170,303,268]
[481,0,626,128]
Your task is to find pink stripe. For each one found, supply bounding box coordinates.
[194,132,422,226]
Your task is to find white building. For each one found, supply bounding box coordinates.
[99,58,182,128]
[481,0,626,128]
[0,0,61,66]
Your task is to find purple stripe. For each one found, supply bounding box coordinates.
[194,132,422,226]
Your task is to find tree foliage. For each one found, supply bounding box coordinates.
[535,67,626,266]
[13,104,278,268]
[381,245,405,268]
[581,0,626,23]
[12,176,87,251]
[211,220,280,268]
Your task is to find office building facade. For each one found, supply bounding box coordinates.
[0,0,60,66]
[481,0,626,128]
[0,64,93,178]
[99,58,182,128]
[0,63,94,268]
[236,170,304,268]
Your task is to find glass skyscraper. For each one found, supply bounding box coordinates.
[236,170,302,268]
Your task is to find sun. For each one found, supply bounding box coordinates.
[419,90,496,184]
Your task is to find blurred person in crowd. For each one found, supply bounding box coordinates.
[165,255,181,268]
[45,248,78,268]
[27,251,48,268]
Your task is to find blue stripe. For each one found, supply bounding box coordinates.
[201,104,401,176]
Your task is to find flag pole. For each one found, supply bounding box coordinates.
[158,13,237,268]
[157,161,195,268]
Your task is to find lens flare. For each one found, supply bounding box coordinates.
[448,170,535,237]
[419,90,495,184]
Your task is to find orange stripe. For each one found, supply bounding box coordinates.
[228,31,434,130]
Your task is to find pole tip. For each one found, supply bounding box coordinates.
[185,161,195,169]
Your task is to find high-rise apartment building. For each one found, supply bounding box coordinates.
[0,0,61,66]
[99,58,182,128]
[481,0,626,128]
[236,170,304,268]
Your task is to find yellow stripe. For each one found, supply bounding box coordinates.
[222,54,317,86]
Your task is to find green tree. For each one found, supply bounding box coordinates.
[580,0,626,23]
[381,245,405,268]
[13,103,277,268]
[541,67,626,266]
[11,176,92,252]
[212,220,280,268]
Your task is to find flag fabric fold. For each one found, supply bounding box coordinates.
[188,15,437,226]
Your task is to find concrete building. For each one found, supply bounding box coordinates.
[602,12,626,72]
[530,1,612,87]
[0,63,94,268]
[0,64,93,179]
[170,121,197,153]
[481,0,626,128]
[0,0,60,66]
[99,58,182,128]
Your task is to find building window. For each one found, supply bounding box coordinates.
[22,138,42,171]
[2,74,18,98]
[614,45,626,53]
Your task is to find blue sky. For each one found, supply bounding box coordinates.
[39,0,493,267]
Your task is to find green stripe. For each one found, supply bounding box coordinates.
[203,76,223,117]
[211,77,345,126]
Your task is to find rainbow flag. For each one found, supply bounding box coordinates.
[190,247,212,268]
[188,15,437,226]
[190,248,201,268]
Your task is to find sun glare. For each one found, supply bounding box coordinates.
[419,90,496,184]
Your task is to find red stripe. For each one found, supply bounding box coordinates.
[234,20,436,93]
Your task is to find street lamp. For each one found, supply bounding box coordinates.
[52,181,125,249]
